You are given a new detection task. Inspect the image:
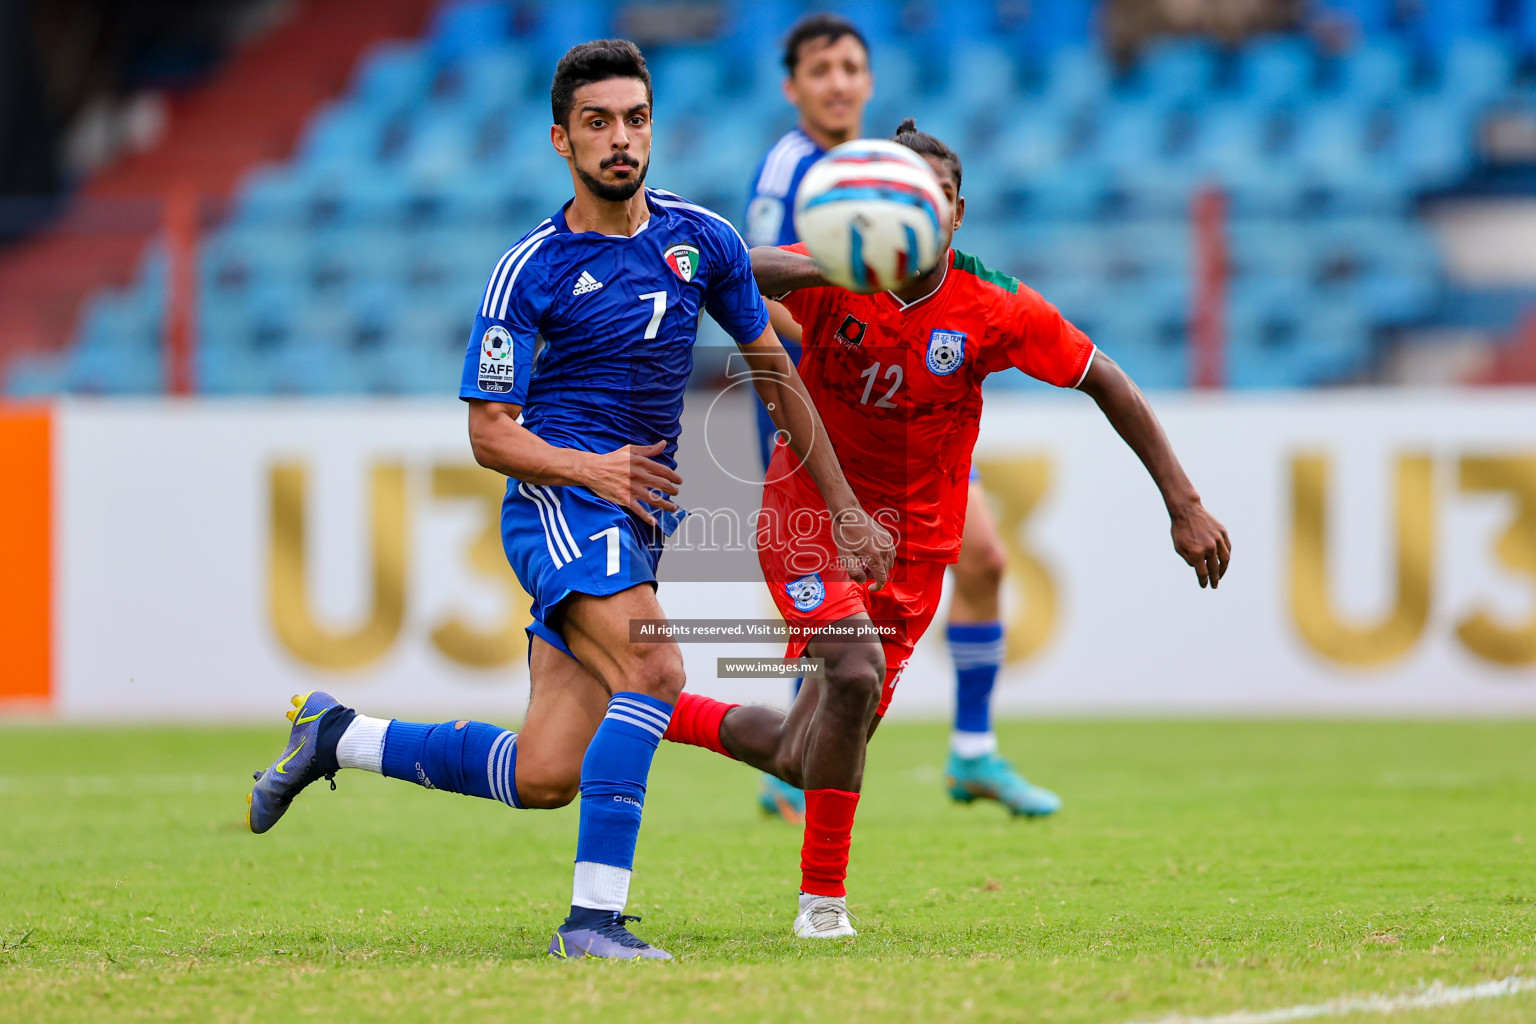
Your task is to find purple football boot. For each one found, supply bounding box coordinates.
[548,909,672,960]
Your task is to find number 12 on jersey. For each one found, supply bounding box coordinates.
[858,360,903,408]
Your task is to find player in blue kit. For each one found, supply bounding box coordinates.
[743,14,1062,823]
[246,39,892,961]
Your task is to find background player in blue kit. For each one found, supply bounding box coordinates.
[744,15,1063,822]
[246,39,892,961]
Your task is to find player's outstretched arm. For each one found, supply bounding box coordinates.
[749,246,828,296]
[736,326,894,589]
[466,399,681,527]
[1075,353,1232,589]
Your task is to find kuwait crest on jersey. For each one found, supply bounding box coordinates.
[926,329,966,376]
[664,243,701,283]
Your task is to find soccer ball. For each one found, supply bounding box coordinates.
[793,139,950,294]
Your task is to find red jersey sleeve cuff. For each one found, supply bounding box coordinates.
[1070,345,1097,388]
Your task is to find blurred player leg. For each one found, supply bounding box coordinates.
[944,478,1062,817]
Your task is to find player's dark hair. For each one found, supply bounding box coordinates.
[550,39,653,128]
[893,118,962,191]
[782,13,869,75]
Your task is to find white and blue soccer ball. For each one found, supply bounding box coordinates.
[793,139,950,294]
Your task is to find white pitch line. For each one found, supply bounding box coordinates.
[1126,976,1536,1024]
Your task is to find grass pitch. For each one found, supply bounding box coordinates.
[2,718,1535,1023]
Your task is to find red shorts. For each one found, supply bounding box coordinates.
[757,482,947,716]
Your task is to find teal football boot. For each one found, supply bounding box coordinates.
[758,773,806,825]
[247,691,349,834]
[945,750,1062,817]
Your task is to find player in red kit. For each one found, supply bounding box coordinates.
[664,120,1231,938]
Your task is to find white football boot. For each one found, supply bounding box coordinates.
[792,894,858,938]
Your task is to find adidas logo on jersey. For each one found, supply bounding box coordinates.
[573,270,604,296]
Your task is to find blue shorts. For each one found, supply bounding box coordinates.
[500,480,668,658]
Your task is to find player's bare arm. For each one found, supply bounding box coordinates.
[750,244,830,295]
[466,399,681,527]
[767,300,803,344]
[1075,354,1232,589]
[736,324,894,589]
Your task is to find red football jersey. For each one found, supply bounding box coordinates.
[769,245,1095,562]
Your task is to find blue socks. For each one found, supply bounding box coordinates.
[380,719,522,808]
[571,692,673,912]
[949,621,1004,757]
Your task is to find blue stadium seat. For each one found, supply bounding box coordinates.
[1314,0,1395,32]
[1433,35,1513,105]
[1229,220,1310,279]
[1415,0,1499,47]
[824,0,903,44]
[533,0,610,55]
[1236,36,1316,105]
[428,0,511,58]
[298,104,387,170]
[1188,102,1272,178]
[352,42,434,111]
[1135,38,1220,106]
[444,46,532,111]
[944,42,1019,106]
[648,48,730,117]
[1021,0,1095,52]
[234,167,310,226]
[1331,40,1414,105]
[1391,101,1474,187]
[1092,101,1174,168]
[398,110,480,180]
[869,46,921,102]
[719,0,801,63]
[4,353,70,397]
[1040,46,1109,110]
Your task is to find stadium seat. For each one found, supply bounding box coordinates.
[352,43,435,111]
[944,42,1019,107]
[1040,45,1109,111]
[1433,35,1513,105]
[648,48,731,117]
[1021,0,1095,51]
[1315,0,1396,33]
[297,104,388,170]
[428,0,511,57]
[1415,0,1499,47]
[1330,40,1414,106]
[4,353,71,396]
[533,0,610,55]
[1135,38,1220,106]
[1236,36,1316,105]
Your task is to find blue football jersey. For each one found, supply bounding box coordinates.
[743,128,824,249]
[459,188,771,469]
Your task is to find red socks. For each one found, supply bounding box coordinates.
[800,788,860,898]
[662,692,738,759]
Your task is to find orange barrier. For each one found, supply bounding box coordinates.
[0,405,51,706]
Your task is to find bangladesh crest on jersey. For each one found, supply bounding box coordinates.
[926,329,966,376]
[664,243,701,283]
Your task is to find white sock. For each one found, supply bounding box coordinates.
[573,861,631,912]
[799,891,844,910]
[950,730,998,759]
[336,714,390,773]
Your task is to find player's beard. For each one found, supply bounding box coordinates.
[576,154,649,202]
